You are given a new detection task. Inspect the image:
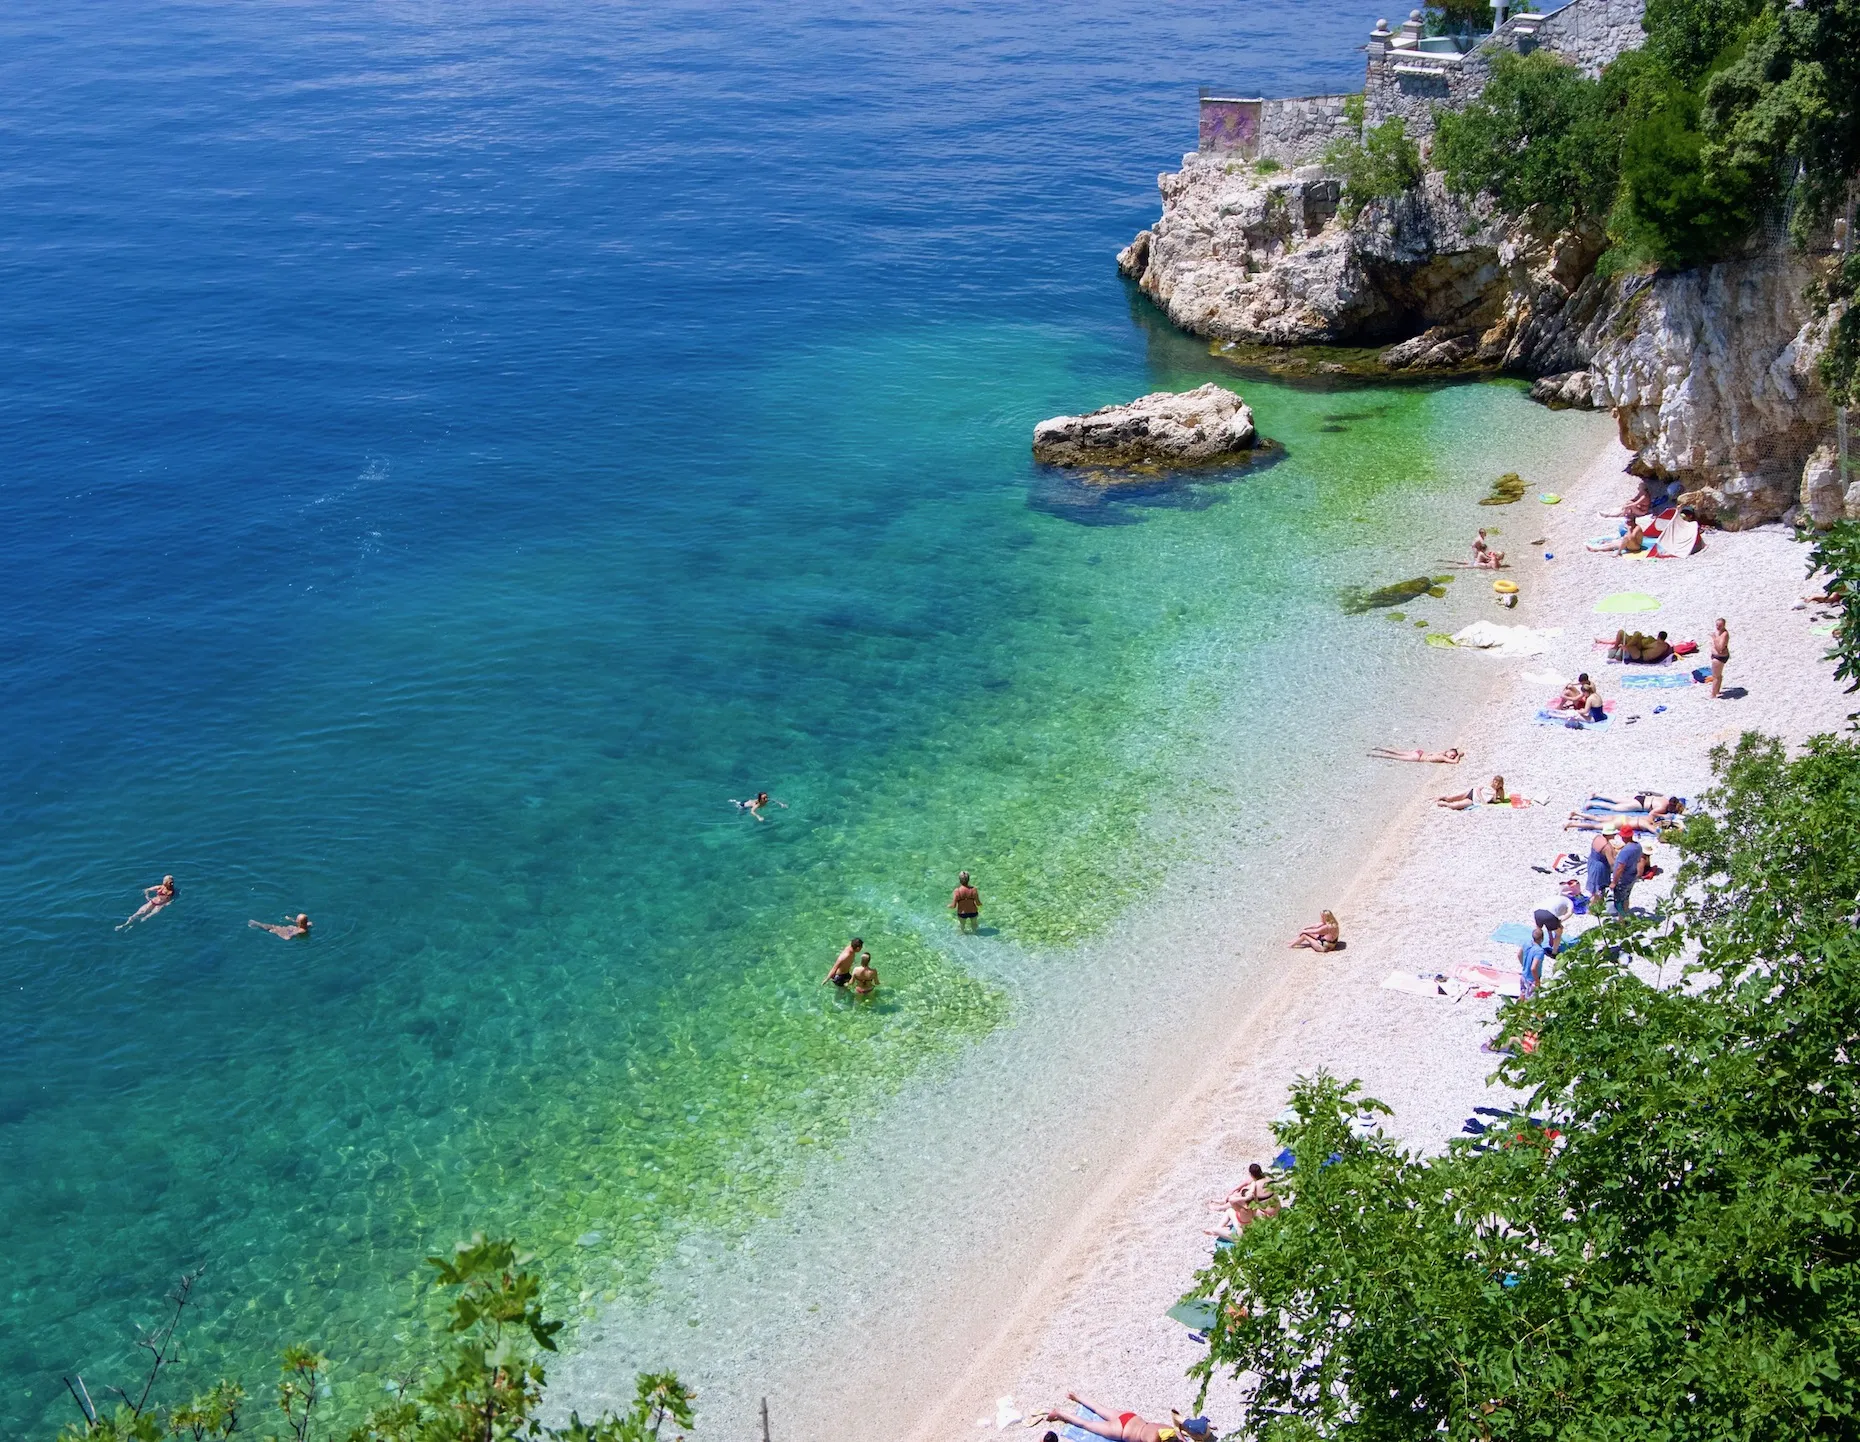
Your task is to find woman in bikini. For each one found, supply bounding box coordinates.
[1367,746,1464,763]
[1437,775,1506,810]
[1031,1395,1211,1442]
[117,875,177,930]
[1290,910,1341,951]
[1207,1163,1278,1238]
[1587,521,1647,554]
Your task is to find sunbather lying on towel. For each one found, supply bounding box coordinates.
[1438,775,1506,810]
[1598,628,1672,663]
[1031,1395,1212,1442]
[1368,745,1464,763]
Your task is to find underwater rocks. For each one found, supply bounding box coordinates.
[1032,383,1257,468]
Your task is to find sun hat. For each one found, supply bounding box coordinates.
[1617,823,1636,838]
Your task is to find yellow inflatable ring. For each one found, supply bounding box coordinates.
[1493,579,1519,594]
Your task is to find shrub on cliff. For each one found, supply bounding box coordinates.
[1323,119,1424,221]
[1187,729,1860,1438]
[53,1235,694,1442]
[1436,51,1617,226]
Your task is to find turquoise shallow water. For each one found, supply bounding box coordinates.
[0,0,1611,1433]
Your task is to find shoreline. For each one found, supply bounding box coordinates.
[913,434,1852,1436]
[549,398,1617,1442]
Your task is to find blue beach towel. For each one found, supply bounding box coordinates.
[1490,921,1535,946]
[1535,709,1611,729]
[1620,671,1696,689]
[1052,1401,1114,1442]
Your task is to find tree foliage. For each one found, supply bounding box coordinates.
[1436,52,1619,226]
[1809,520,1860,703]
[1187,726,1860,1438]
[53,1236,693,1442]
[1323,119,1424,221]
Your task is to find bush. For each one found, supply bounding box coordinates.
[1610,65,1765,268]
[1435,51,1617,225]
[52,1236,694,1442]
[1187,725,1860,1438]
[1323,118,1423,221]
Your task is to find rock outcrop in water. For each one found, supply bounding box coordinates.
[1032,383,1257,468]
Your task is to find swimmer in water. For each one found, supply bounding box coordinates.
[731,791,788,822]
[850,952,878,998]
[824,937,861,987]
[250,913,312,939]
[1367,746,1464,764]
[117,875,177,930]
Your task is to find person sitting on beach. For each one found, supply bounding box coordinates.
[1580,680,1607,724]
[1600,629,1673,663]
[1367,745,1464,764]
[1602,475,1658,521]
[250,913,312,939]
[732,790,787,822]
[1030,1395,1212,1442]
[1471,529,1506,569]
[1437,775,1506,810]
[949,871,981,931]
[1290,910,1341,951]
[1553,674,1592,711]
[1207,1163,1278,1238]
[117,875,177,930]
[824,937,861,988]
[850,952,878,998]
[1587,521,1647,555]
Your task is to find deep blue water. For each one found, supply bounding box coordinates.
[0,0,1485,1431]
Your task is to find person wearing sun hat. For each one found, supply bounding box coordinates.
[1611,824,1646,917]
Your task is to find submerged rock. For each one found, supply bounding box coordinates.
[1341,575,1451,615]
[1032,383,1257,468]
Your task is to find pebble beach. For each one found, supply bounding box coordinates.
[914,434,1854,1440]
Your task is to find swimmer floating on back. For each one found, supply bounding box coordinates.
[117,875,177,930]
[250,913,312,939]
[731,791,788,822]
[1367,746,1464,764]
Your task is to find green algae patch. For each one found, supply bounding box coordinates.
[1341,576,1438,614]
[1479,472,1527,505]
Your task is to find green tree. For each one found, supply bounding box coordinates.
[1436,51,1618,225]
[1187,728,1860,1438]
[1323,119,1424,221]
[52,1237,694,1442]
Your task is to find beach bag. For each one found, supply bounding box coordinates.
[1673,639,1698,656]
[1691,666,1711,682]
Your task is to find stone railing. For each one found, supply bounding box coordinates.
[1197,0,1647,158]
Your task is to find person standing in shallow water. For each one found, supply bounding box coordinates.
[824,936,861,988]
[949,872,981,932]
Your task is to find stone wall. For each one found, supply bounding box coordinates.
[1259,94,1360,165]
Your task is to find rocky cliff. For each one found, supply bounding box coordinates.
[1120,154,1844,529]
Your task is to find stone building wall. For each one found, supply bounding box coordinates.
[1258,94,1361,165]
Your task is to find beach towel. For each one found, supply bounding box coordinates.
[1449,621,1563,657]
[1049,1401,1118,1442]
[1167,1298,1220,1333]
[1452,962,1524,997]
[1535,707,1611,729]
[1595,591,1661,614]
[1381,970,1470,999]
[1490,922,1534,947]
[1620,671,1696,689]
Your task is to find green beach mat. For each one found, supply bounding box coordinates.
[1168,1297,1220,1331]
[1596,591,1661,613]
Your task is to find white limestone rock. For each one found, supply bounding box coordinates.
[1032,383,1256,468]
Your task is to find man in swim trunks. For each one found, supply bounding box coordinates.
[1709,617,1730,698]
[1532,897,1571,950]
[949,872,980,931]
[734,791,787,822]
[250,913,312,939]
[1032,1394,1211,1442]
[117,875,177,930]
[824,937,861,987]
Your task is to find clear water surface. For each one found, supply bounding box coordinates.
[0,1,1605,1433]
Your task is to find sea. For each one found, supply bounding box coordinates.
[0,2,1614,1437]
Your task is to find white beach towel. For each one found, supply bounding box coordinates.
[1449,621,1564,657]
[1381,970,1470,1000]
